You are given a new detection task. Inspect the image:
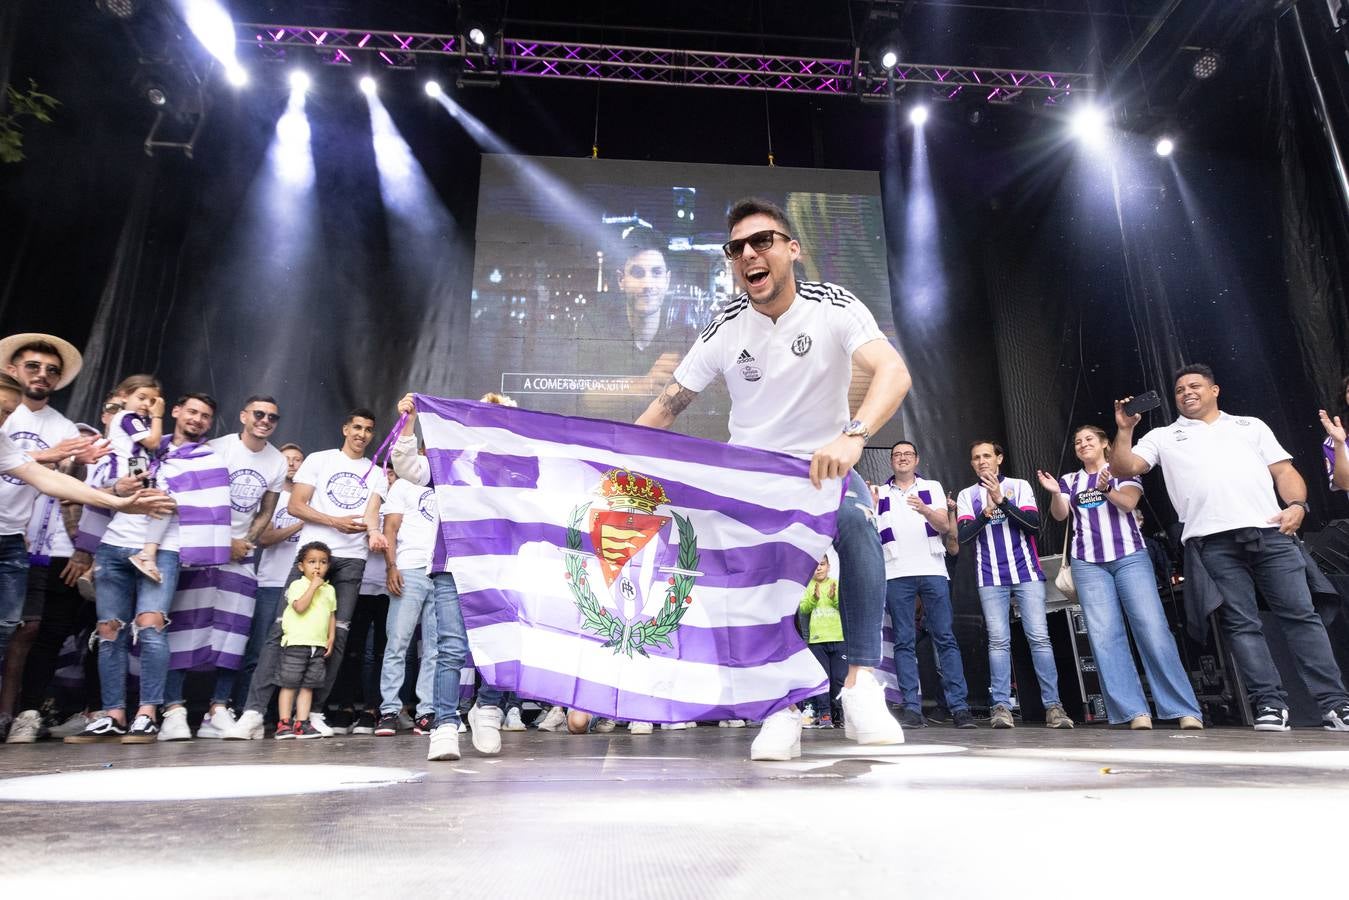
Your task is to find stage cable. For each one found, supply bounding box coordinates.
[757,0,774,165]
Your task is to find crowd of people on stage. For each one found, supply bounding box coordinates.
[3,209,1349,761]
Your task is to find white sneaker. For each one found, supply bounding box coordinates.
[196,706,236,739]
[593,717,617,733]
[427,723,461,761]
[221,709,264,740]
[536,706,567,732]
[157,706,193,742]
[839,669,905,745]
[627,721,653,735]
[660,722,687,730]
[5,710,44,743]
[750,707,802,761]
[308,712,334,737]
[684,721,697,728]
[718,719,746,728]
[49,712,92,739]
[501,707,527,732]
[468,704,503,755]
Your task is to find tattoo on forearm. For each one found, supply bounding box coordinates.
[657,382,696,417]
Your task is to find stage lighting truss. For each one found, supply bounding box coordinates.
[239,25,1092,104]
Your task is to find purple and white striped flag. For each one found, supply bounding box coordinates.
[156,439,231,567]
[167,562,257,671]
[413,395,840,724]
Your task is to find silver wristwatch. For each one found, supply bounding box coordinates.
[842,419,870,440]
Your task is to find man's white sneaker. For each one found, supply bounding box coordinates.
[427,723,461,761]
[660,722,687,730]
[749,707,802,761]
[536,706,567,731]
[468,704,503,755]
[627,721,653,735]
[221,709,265,740]
[839,670,905,745]
[196,706,237,739]
[49,712,92,739]
[501,707,527,731]
[718,719,746,728]
[308,712,334,737]
[157,707,193,742]
[5,710,44,743]
[593,717,617,733]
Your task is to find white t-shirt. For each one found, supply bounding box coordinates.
[207,434,287,541]
[108,410,154,482]
[256,488,302,588]
[292,449,387,560]
[1133,412,1291,542]
[384,477,438,572]
[0,433,33,517]
[877,477,949,580]
[0,404,79,536]
[673,281,887,456]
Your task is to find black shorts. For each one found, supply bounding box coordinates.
[279,644,327,689]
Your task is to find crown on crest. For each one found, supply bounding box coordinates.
[598,468,669,514]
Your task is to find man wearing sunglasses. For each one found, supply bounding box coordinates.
[0,333,106,740]
[636,198,913,760]
[159,395,288,741]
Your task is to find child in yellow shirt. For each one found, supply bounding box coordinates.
[277,542,337,740]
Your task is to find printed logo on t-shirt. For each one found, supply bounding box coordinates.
[273,505,301,542]
[1236,419,1251,426]
[790,333,813,357]
[986,506,1006,524]
[1,431,46,486]
[1075,488,1106,509]
[325,471,369,510]
[417,488,437,523]
[739,364,762,382]
[228,468,269,513]
[1173,431,1188,442]
[736,349,755,365]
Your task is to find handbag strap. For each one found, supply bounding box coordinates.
[1060,501,1073,567]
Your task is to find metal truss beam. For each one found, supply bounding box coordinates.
[238,24,1093,104]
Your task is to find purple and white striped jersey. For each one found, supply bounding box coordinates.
[1058,470,1145,563]
[1323,436,1344,492]
[957,476,1044,587]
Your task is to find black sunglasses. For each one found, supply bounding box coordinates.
[722,229,793,261]
[20,361,62,377]
[249,410,281,423]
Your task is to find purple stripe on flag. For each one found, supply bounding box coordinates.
[166,607,253,635]
[166,468,231,493]
[474,659,822,724]
[179,547,231,567]
[430,449,541,489]
[459,587,809,667]
[175,566,258,596]
[176,505,232,527]
[416,394,811,480]
[170,649,245,672]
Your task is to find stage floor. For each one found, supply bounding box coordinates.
[2,723,1347,898]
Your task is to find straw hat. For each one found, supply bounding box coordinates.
[0,333,83,391]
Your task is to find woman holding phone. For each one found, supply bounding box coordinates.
[1037,425,1203,730]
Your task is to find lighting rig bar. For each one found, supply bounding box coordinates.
[238,24,1093,103]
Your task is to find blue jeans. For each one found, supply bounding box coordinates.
[233,585,282,708]
[381,570,438,715]
[431,572,469,725]
[1197,529,1349,712]
[163,668,237,708]
[94,544,181,711]
[1072,550,1201,723]
[835,470,885,668]
[0,532,29,670]
[978,580,1060,709]
[886,575,970,712]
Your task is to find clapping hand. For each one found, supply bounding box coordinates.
[1035,470,1061,493]
[1320,409,1347,444]
[980,472,1004,506]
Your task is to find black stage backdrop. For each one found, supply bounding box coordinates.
[3,9,1349,541]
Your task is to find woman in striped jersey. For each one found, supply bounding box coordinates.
[1037,425,1202,730]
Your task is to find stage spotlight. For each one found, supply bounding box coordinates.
[468,27,487,46]
[909,105,929,127]
[145,84,168,107]
[359,76,378,96]
[1192,50,1220,80]
[881,50,898,70]
[226,65,248,88]
[424,80,443,98]
[95,0,141,18]
[289,70,311,93]
[1069,104,1108,147]
[1155,137,1175,158]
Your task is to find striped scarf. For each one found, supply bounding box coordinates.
[156,437,231,567]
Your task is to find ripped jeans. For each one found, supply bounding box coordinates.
[94,543,181,712]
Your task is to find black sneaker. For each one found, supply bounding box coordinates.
[952,708,978,729]
[121,714,160,744]
[1254,706,1291,732]
[294,720,323,740]
[63,715,128,744]
[413,712,437,735]
[1322,704,1349,732]
[374,712,399,737]
[325,709,354,734]
[351,710,377,735]
[897,707,928,728]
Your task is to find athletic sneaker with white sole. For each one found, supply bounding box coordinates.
[156,707,192,742]
[627,721,653,735]
[536,706,567,732]
[196,706,237,739]
[501,707,527,731]
[50,713,93,739]
[427,723,461,761]
[1324,703,1349,732]
[122,714,160,743]
[839,669,905,745]
[749,707,802,761]
[64,715,127,743]
[468,704,503,754]
[718,719,746,728]
[5,710,44,743]
[308,712,335,737]
[221,709,265,740]
[1254,706,1291,732]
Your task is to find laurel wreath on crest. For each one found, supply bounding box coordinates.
[564,502,700,657]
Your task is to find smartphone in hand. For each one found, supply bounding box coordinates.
[1123,391,1163,417]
